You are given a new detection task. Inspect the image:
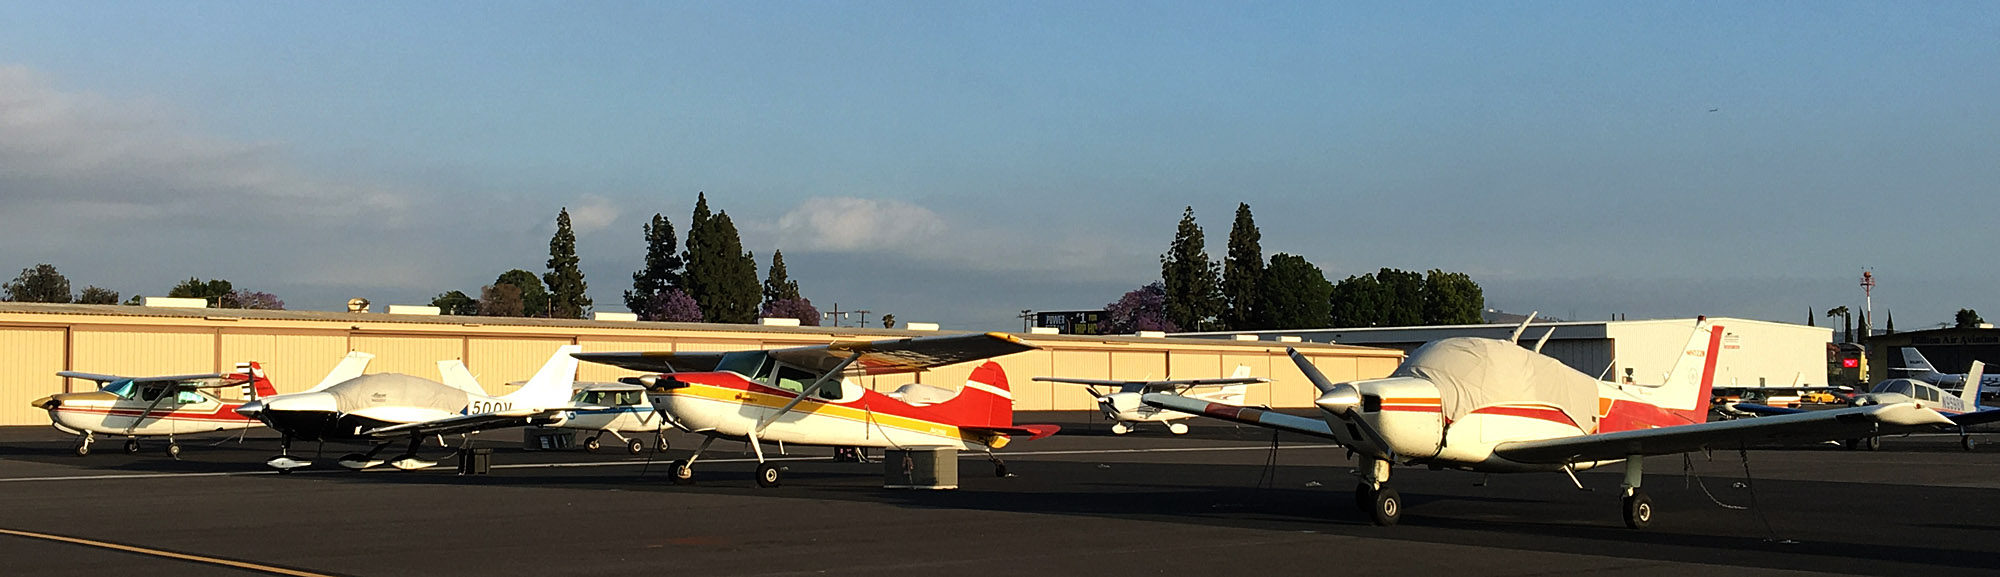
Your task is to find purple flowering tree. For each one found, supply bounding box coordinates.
[1100,282,1178,334]
[222,289,285,310]
[649,289,703,322]
[760,297,821,326]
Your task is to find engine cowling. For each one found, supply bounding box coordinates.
[1318,377,1443,462]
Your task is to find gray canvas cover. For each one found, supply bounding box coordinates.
[1391,338,1601,433]
[325,373,469,413]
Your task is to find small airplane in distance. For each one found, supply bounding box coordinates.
[1893,347,2000,394]
[1741,361,1996,451]
[33,362,282,458]
[1144,317,1988,528]
[574,332,1060,487]
[237,346,587,472]
[1708,384,1853,418]
[1035,366,1265,435]
[436,359,666,454]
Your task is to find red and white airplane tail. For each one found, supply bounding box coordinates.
[927,361,1016,429]
[1642,319,1726,418]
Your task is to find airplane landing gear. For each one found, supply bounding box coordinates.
[1354,457,1399,526]
[75,434,94,457]
[654,433,671,453]
[583,435,603,452]
[1621,453,1652,530]
[1110,422,1130,435]
[1845,436,1881,451]
[1168,422,1190,435]
[1963,435,1978,451]
[627,438,646,454]
[667,460,695,484]
[124,438,141,454]
[1369,486,1403,526]
[756,463,782,487]
[166,442,181,460]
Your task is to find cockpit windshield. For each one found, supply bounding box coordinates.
[716,351,774,380]
[571,389,644,406]
[102,379,136,399]
[1871,381,1917,396]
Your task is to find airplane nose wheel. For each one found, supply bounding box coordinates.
[583,435,602,453]
[166,443,181,460]
[124,439,141,454]
[1364,484,1402,526]
[75,437,93,457]
[1623,490,1653,529]
[756,463,782,487]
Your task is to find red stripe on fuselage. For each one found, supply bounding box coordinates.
[1470,405,1578,428]
[54,404,255,423]
[665,372,980,428]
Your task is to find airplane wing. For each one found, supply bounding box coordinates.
[576,332,1037,376]
[58,371,233,385]
[964,424,1062,441]
[359,407,598,439]
[1728,403,1807,416]
[1142,393,1340,440]
[1491,402,1955,465]
[1948,409,2000,428]
[1035,376,1267,390]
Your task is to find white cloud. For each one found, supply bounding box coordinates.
[773,197,948,252]
[566,195,621,235]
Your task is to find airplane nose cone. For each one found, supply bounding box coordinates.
[259,392,339,414]
[1315,383,1363,415]
[31,395,58,410]
[235,399,265,417]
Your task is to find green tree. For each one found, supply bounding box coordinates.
[1256,253,1332,330]
[494,270,548,317]
[4,264,72,303]
[1421,269,1485,325]
[1375,268,1425,326]
[682,193,761,323]
[624,213,683,318]
[543,207,591,319]
[1956,308,1985,329]
[1330,273,1385,327]
[1221,203,1264,331]
[762,249,801,305]
[431,290,479,315]
[1160,206,1222,331]
[76,286,119,305]
[168,277,233,307]
[1826,305,1851,342]
[479,284,525,317]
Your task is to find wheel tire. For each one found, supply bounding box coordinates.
[628,439,646,454]
[1168,422,1190,435]
[756,463,781,488]
[655,436,671,453]
[75,442,91,457]
[1864,436,1881,451]
[1963,436,1977,451]
[277,467,292,475]
[1110,423,1129,435]
[1370,487,1402,526]
[124,439,141,454]
[667,460,694,485]
[1623,491,1654,529]
[584,437,602,453]
[166,444,181,459]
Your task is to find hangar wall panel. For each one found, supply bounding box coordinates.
[1049,350,1112,410]
[1111,352,1168,382]
[0,328,65,426]
[466,338,575,396]
[574,337,675,383]
[999,350,1056,410]
[1219,352,1276,407]
[350,335,464,381]
[220,331,351,395]
[71,327,216,378]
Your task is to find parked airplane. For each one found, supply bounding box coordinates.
[435,360,666,453]
[573,332,1060,487]
[1893,347,2000,393]
[33,363,282,458]
[1741,361,1994,451]
[1035,366,1265,435]
[236,346,585,471]
[1144,318,1989,528]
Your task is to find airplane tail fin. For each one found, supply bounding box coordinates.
[437,360,488,396]
[1228,364,1252,379]
[927,361,1015,428]
[235,362,279,398]
[307,351,374,392]
[1897,347,1942,376]
[1649,318,1725,416]
[1960,361,1986,406]
[500,345,582,409]
[1208,382,1251,405]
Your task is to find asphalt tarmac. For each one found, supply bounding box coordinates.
[3,414,1999,577]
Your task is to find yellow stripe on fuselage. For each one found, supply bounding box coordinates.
[668,384,986,445]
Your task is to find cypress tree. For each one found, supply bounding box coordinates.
[1257,253,1332,330]
[684,193,760,323]
[1221,203,1264,331]
[763,249,801,305]
[624,213,683,318]
[1160,206,1222,332]
[543,207,591,319]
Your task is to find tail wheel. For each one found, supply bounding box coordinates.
[1369,486,1402,526]
[166,443,181,460]
[627,438,645,454]
[756,463,782,488]
[583,436,602,452]
[1623,490,1654,529]
[667,460,695,485]
[124,439,141,454]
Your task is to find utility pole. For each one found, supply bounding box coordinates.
[823,303,845,328]
[1860,269,1875,339]
[853,310,870,329]
[1019,309,1035,332]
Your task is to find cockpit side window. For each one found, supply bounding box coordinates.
[175,390,206,404]
[139,384,168,402]
[772,365,819,394]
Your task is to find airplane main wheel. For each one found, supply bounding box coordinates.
[994,462,1012,478]
[1864,436,1881,451]
[1110,423,1130,435]
[627,438,645,454]
[755,463,781,487]
[1369,486,1402,526]
[75,442,91,457]
[1623,490,1654,529]
[667,460,695,485]
[124,439,141,454]
[1963,436,1977,451]
[166,443,181,460]
[1168,422,1190,435]
[584,436,602,453]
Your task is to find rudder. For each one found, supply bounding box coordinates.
[927,361,1014,428]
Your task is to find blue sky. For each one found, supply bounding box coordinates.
[2,2,1996,330]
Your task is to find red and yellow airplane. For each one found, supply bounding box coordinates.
[574,332,1059,487]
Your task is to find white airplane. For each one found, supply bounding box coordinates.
[33,362,282,458]
[1741,361,1996,451]
[434,361,665,454]
[1144,318,1994,528]
[573,332,1060,487]
[1034,366,1265,435]
[236,346,587,471]
[1893,347,2000,393]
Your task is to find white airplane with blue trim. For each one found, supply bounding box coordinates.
[1893,347,2000,393]
[1035,366,1265,435]
[436,360,665,454]
[1741,360,1998,451]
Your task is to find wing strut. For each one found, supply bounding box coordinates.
[755,351,862,434]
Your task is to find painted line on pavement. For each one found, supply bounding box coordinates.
[0,527,338,577]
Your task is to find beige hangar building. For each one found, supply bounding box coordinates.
[0,302,1405,428]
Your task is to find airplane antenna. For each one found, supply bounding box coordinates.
[1532,327,1555,354]
[1508,311,1540,342]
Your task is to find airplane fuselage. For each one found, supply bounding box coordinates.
[37,391,261,437]
[650,372,1003,451]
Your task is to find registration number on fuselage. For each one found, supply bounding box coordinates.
[468,400,513,414]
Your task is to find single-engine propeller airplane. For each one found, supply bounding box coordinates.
[1145,317,1989,528]
[573,332,1059,487]
[34,362,282,458]
[1035,366,1264,435]
[436,359,666,454]
[236,346,587,472]
[1740,361,1998,451]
